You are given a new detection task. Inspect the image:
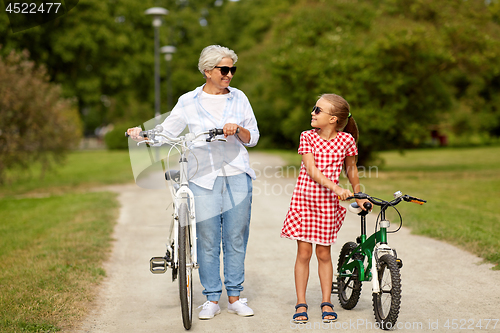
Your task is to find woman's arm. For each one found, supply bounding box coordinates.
[302,153,353,200]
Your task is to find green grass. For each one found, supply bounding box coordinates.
[1,150,133,196]
[0,192,119,332]
[274,146,500,269]
[0,149,132,332]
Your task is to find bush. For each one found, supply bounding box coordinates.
[104,122,133,150]
[0,48,82,184]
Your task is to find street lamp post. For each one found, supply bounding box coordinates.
[161,45,176,113]
[145,7,168,120]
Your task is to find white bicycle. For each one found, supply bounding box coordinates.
[126,126,227,330]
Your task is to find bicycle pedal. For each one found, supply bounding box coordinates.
[331,282,339,294]
[396,258,403,268]
[150,257,168,274]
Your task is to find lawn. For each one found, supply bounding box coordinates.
[0,150,132,332]
[0,150,134,197]
[1,146,498,332]
[270,146,500,269]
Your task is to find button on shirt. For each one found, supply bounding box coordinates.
[157,85,259,190]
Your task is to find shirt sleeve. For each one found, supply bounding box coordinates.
[158,99,188,141]
[345,134,358,156]
[238,93,259,147]
[298,131,313,155]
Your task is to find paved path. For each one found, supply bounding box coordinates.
[76,152,499,333]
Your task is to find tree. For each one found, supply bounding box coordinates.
[0,49,81,183]
[235,0,500,163]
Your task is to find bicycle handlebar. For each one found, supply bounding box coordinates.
[125,126,227,144]
[404,195,427,205]
[125,131,148,138]
[347,192,427,207]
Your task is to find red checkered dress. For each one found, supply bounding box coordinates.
[281,129,358,245]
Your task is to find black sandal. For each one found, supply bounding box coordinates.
[293,303,309,324]
[320,302,337,323]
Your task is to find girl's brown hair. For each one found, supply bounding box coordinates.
[320,93,359,143]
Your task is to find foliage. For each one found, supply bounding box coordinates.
[104,122,134,150]
[1,0,500,162]
[0,49,82,184]
[236,0,500,164]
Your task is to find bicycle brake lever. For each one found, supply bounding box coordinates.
[137,140,155,146]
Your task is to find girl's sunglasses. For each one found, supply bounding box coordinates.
[214,66,237,76]
[312,106,332,116]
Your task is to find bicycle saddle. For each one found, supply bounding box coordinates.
[348,202,372,216]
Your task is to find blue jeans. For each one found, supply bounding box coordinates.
[189,174,252,302]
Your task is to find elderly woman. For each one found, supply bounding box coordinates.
[127,45,259,319]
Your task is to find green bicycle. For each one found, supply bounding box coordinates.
[332,191,426,330]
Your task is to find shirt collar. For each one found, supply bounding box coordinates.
[194,84,234,100]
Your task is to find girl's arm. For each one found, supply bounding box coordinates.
[302,153,353,200]
[345,155,370,210]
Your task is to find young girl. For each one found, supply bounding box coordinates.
[281,94,367,323]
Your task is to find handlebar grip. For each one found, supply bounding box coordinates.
[125,131,148,138]
[410,198,426,205]
[406,195,426,204]
[346,192,368,200]
[215,128,224,135]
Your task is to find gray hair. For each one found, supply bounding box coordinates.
[198,45,238,78]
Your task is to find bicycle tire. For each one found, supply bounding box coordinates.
[372,254,401,330]
[178,203,193,330]
[337,242,362,310]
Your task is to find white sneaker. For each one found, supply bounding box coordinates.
[227,298,254,317]
[198,301,221,320]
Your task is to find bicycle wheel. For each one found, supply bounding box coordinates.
[337,242,362,310]
[178,203,193,330]
[372,254,401,330]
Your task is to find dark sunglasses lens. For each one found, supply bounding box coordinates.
[217,66,237,75]
[312,106,320,114]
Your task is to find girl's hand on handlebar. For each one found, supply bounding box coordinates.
[335,187,353,201]
[356,198,371,211]
[223,123,239,138]
[126,127,144,142]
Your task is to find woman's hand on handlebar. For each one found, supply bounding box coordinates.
[126,127,144,142]
[222,123,240,138]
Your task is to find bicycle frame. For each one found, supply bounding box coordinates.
[145,127,224,275]
[335,192,426,330]
[338,208,395,293]
[170,144,198,270]
[130,126,227,330]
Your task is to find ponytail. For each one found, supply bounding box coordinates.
[343,115,359,143]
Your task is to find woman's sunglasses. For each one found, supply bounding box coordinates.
[214,66,237,76]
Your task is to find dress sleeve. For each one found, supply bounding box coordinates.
[345,134,358,156]
[298,131,313,155]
